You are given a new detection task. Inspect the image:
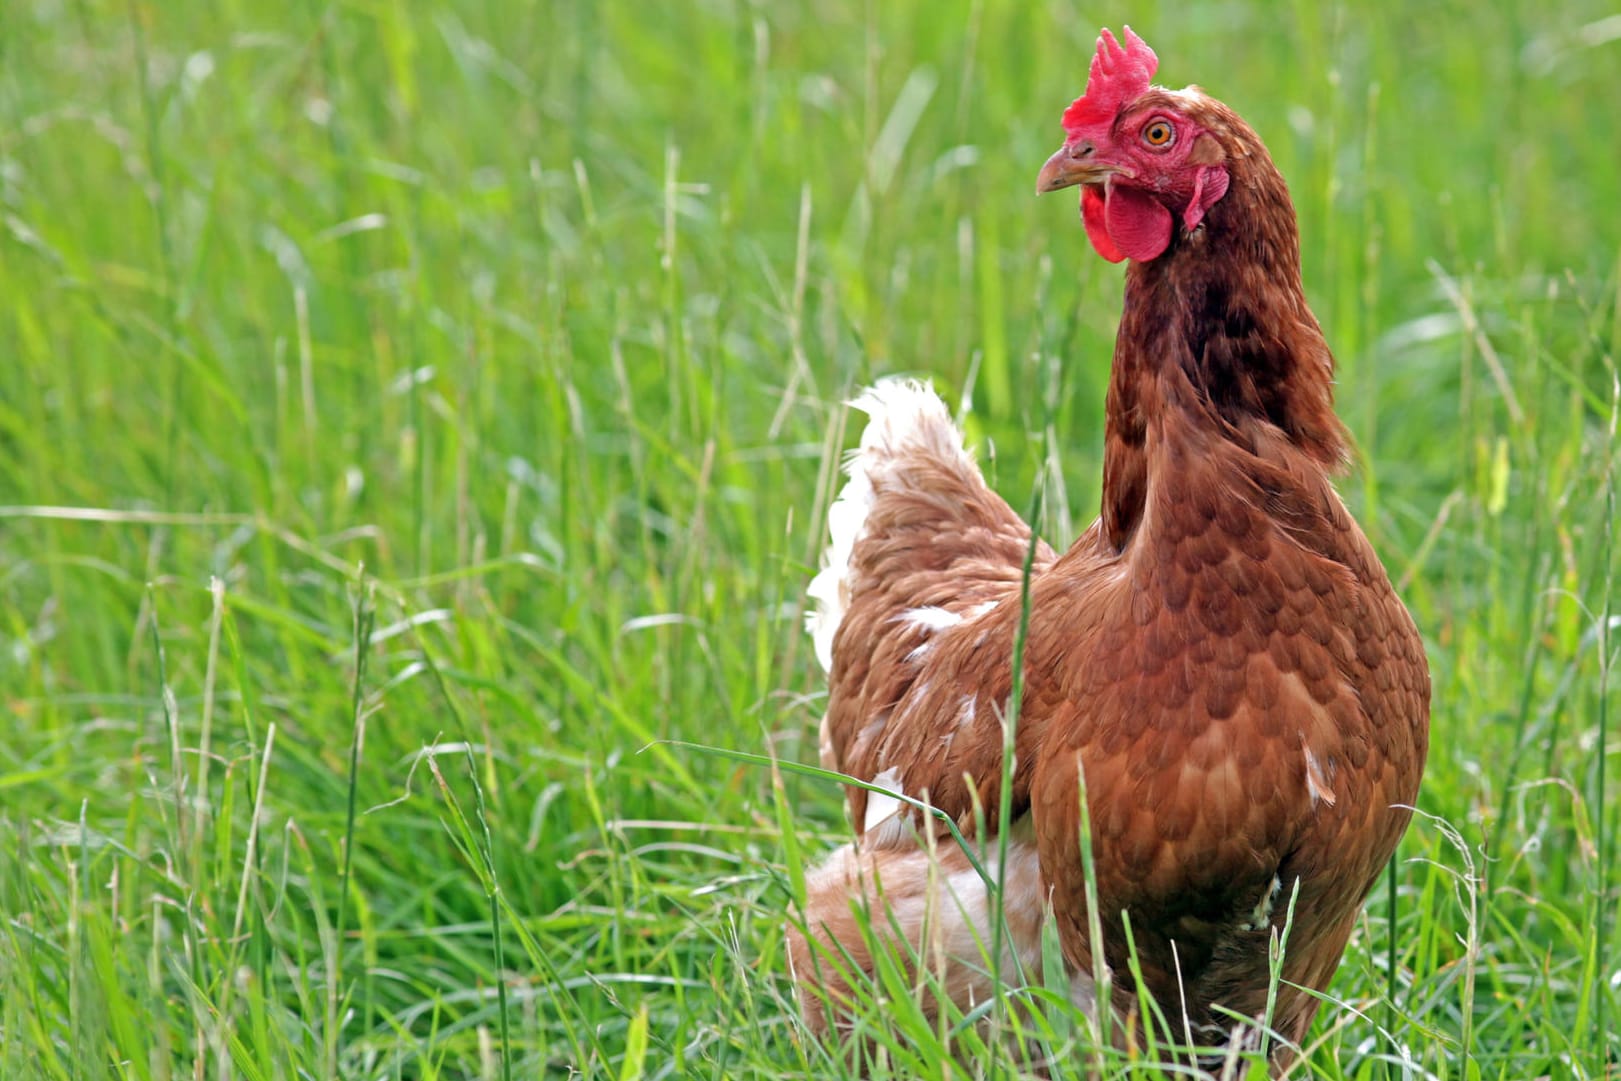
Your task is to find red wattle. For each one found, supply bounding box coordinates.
[1082,186,1125,263]
[1103,184,1173,263]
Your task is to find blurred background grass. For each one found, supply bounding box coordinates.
[1,0,1617,1077]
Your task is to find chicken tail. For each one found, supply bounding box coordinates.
[809,378,1046,671]
[807,379,986,672]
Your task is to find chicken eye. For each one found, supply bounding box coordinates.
[1142,119,1175,148]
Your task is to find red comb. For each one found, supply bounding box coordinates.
[1061,27,1159,135]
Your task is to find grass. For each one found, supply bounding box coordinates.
[1,0,1618,1076]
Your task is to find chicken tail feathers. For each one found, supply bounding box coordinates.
[806,378,1049,810]
[807,379,984,672]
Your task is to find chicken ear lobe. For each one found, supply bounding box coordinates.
[1102,183,1173,262]
[1183,164,1231,233]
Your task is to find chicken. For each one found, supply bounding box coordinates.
[787,26,1430,1071]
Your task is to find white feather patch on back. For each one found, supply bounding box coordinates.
[805,380,978,671]
[897,606,964,633]
[957,694,977,729]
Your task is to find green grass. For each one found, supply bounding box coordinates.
[1,0,1618,1076]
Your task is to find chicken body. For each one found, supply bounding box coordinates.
[789,31,1429,1070]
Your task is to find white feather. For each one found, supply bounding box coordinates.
[862,766,908,843]
[957,694,977,729]
[897,606,964,632]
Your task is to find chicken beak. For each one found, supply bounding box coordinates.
[1036,142,1118,195]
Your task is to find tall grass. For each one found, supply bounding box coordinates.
[1,0,1617,1077]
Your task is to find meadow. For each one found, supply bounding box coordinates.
[1,0,1618,1077]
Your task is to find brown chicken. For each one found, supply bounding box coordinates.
[789,27,1430,1071]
